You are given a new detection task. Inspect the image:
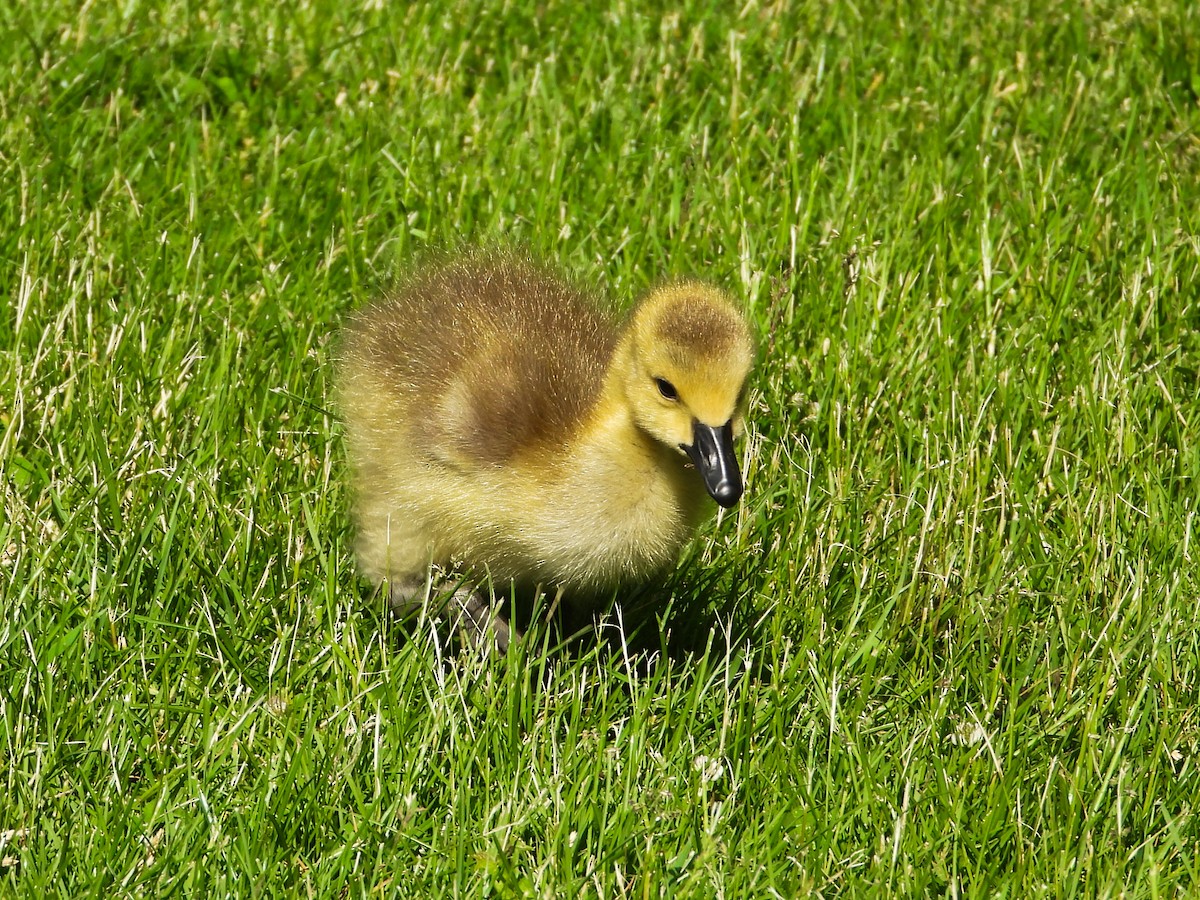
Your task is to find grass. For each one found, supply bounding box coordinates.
[2,0,1199,895]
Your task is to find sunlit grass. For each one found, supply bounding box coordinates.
[2,0,1198,895]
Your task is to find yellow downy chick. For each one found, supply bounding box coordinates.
[338,252,754,647]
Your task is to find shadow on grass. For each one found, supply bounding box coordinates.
[358,544,774,690]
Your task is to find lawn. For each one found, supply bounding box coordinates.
[2,0,1199,895]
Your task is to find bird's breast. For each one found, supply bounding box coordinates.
[513,440,708,591]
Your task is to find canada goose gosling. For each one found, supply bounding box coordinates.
[338,255,754,649]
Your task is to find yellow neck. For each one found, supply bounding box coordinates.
[576,336,664,482]
[564,337,708,540]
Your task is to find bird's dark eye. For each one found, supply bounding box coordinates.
[654,377,678,401]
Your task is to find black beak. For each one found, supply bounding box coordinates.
[682,421,743,508]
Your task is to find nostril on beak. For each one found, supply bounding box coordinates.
[684,420,744,508]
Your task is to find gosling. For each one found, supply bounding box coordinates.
[338,252,754,648]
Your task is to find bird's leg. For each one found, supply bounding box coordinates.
[383,577,429,617]
[385,576,520,654]
[450,588,521,654]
